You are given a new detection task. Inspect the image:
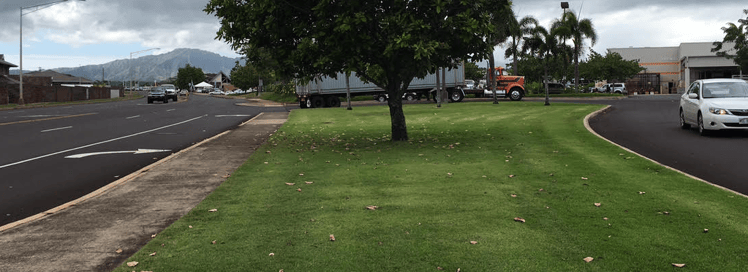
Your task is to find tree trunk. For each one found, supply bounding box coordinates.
[387,81,408,141]
[574,43,580,91]
[512,38,519,76]
[489,51,498,104]
[544,64,550,106]
[436,67,441,108]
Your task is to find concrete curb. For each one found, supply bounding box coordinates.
[583,105,748,198]
[0,112,266,233]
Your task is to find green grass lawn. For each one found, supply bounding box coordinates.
[116,102,748,271]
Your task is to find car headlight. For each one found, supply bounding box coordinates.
[709,107,729,115]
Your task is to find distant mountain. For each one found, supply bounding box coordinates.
[34,48,243,83]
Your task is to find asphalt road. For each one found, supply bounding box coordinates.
[587,94,748,195]
[0,94,289,226]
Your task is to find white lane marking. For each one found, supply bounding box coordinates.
[167,109,176,112]
[41,126,73,133]
[216,114,252,117]
[21,115,57,118]
[126,115,141,119]
[65,149,171,159]
[0,115,205,169]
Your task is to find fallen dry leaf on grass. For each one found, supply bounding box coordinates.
[211,240,217,244]
[704,229,709,233]
[329,234,336,241]
[538,188,544,192]
[437,267,444,270]
[305,181,314,184]
[266,151,271,154]
[582,177,588,180]
[269,253,275,256]
[639,191,646,195]
[150,252,156,256]
[366,206,379,210]
[511,194,517,198]
[209,209,218,212]
[514,217,526,223]
[470,241,478,244]
[151,234,157,238]
[126,261,138,267]
[299,173,304,176]
[189,225,193,228]
[297,188,302,192]
[603,217,609,220]
[115,249,122,254]
[583,257,594,263]
[594,203,602,207]
[672,263,686,268]
[508,175,515,178]
[285,182,295,186]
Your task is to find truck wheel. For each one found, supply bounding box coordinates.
[449,90,464,102]
[509,88,524,101]
[173,96,178,102]
[148,99,152,104]
[164,99,168,103]
[405,93,416,101]
[300,99,308,108]
[376,95,387,102]
[326,96,341,108]
[311,96,324,108]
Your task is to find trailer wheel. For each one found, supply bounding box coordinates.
[326,96,341,108]
[449,90,464,102]
[300,99,308,108]
[509,88,524,101]
[310,96,325,108]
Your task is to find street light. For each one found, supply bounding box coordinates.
[19,0,85,105]
[129,48,160,91]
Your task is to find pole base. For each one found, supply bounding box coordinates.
[17,97,25,106]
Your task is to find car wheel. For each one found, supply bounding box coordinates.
[698,112,709,136]
[147,99,152,104]
[164,99,168,104]
[679,109,690,129]
[173,97,178,102]
[509,88,523,101]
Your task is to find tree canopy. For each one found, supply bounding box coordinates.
[554,11,597,90]
[205,0,512,141]
[175,64,205,91]
[579,51,643,82]
[712,9,748,73]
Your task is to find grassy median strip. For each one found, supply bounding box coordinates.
[116,102,748,271]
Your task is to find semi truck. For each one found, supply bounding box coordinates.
[460,67,525,101]
[295,64,525,108]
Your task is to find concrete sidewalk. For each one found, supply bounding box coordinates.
[0,111,289,272]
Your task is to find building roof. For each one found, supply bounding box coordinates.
[25,70,93,83]
[0,59,17,68]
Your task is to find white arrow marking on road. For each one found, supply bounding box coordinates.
[216,115,252,117]
[65,149,171,159]
[41,126,72,133]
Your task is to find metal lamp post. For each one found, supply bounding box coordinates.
[19,0,85,105]
[129,48,160,91]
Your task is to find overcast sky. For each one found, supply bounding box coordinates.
[0,0,746,71]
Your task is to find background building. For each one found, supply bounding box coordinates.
[609,42,742,94]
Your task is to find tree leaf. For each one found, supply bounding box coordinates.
[583,257,593,263]
[285,183,295,186]
[115,249,123,254]
[330,234,336,241]
[470,241,478,244]
[366,206,379,210]
[594,203,601,207]
[126,261,139,267]
[209,209,218,212]
[514,217,526,223]
[672,263,686,268]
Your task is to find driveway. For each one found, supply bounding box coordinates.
[587,94,748,195]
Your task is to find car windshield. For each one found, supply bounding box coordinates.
[702,81,748,98]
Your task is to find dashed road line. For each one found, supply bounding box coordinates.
[0,113,98,126]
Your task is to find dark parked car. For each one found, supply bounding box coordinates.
[147,87,168,104]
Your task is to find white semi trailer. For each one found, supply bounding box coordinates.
[296,65,466,108]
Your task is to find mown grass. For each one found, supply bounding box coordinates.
[526,92,624,98]
[116,102,748,271]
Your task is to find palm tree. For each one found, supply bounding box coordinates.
[554,11,597,91]
[486,3,514,104]
[523,24,562,106]
[505,14,538,76]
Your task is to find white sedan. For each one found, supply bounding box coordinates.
[679,78,748,135]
